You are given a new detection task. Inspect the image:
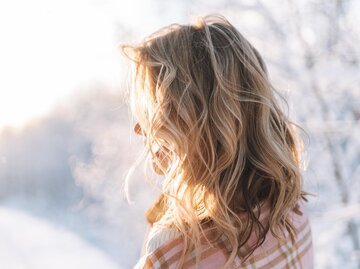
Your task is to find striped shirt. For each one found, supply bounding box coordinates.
[134,200,313,269]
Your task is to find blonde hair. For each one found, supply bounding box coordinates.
[121,14,308,269]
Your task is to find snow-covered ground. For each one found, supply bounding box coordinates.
[0,207,120,269]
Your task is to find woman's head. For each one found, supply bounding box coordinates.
[121,14,306,268]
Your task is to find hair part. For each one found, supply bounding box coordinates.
[121,14,308,269]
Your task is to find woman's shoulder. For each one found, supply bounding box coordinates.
[133,224,183,269]
[135,199,313,269]
[135,225,228,269]
[145,223,182,254]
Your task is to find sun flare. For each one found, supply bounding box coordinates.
[0,0,120,130]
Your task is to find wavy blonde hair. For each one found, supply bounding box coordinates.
[121,15,308,269]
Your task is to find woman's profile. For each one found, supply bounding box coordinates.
[121,14,313,269]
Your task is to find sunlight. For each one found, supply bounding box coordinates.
[0,0,120,129]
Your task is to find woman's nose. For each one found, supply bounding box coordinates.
[134,122,143,135]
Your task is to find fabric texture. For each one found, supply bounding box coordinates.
[146,225,182,254]
[134,200,313,269]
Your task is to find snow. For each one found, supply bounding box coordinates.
[0,207,120,269]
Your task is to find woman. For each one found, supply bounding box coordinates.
[121,15,313,269]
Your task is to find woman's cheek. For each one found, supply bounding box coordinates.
[151,150,168,175]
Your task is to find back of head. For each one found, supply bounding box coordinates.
[121,14,307,269]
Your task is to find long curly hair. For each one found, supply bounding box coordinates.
[121,14,308,269]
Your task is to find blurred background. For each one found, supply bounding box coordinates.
[0,0,359,268]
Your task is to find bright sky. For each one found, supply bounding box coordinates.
[0,0,192,130]
[0,0,123,129]
[0,0,220,130]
